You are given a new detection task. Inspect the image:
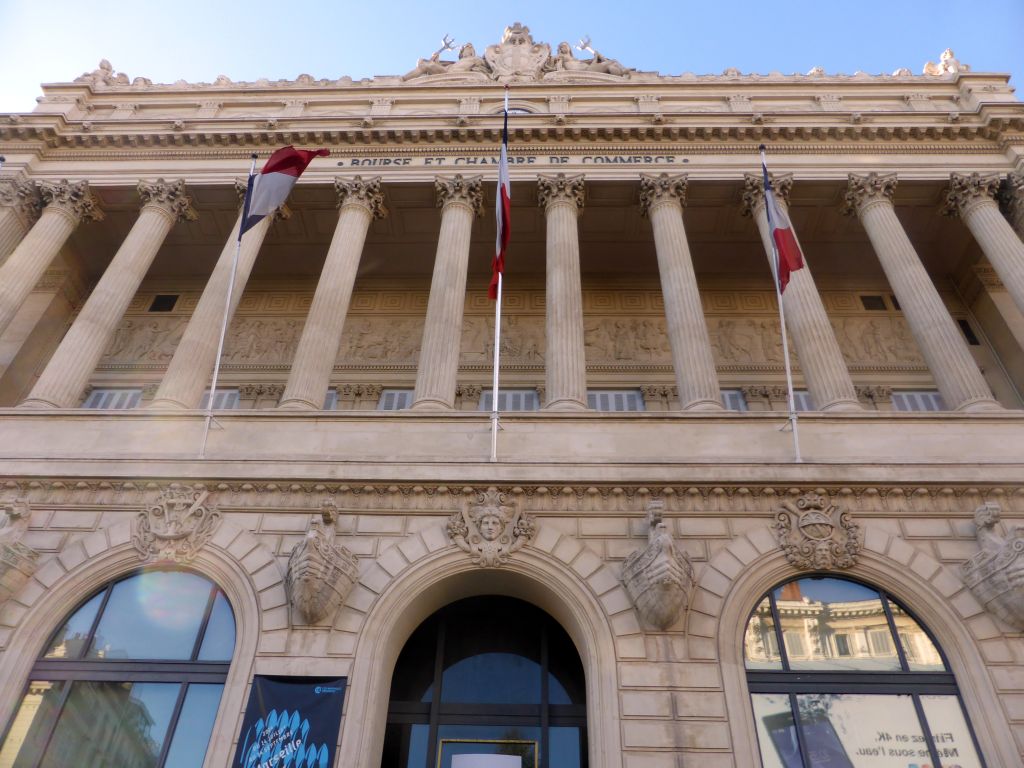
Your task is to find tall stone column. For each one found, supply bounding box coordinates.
[844,173,999,411]
[742,173,861,411]
[539,174,588,410]
[0,179,41,261]
[21,180,196,409]
[412,175,483,410]
[639,173,723,410]
[945,172,1024,318]
[0,181,103,337]
[150,183,285,409]
[279,176,386,410]
[999,172,1024,241]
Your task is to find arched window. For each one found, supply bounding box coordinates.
[744,575,985,767]
[382,596,587,768]
[0,569,235,768]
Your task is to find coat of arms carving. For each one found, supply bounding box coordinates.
[286,503,359,625]
[0,498,38,605]
[447,487,535,567]
[621,500,694,630]
[133,485,221,562]
[773,492,860,570]
[961,503,1024,630]
[484,23,551,81]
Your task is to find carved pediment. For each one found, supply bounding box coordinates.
[286,502,359,624]
[622,500,693,630]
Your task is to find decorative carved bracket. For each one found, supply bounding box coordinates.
[446,487,535,567]
[621,500,694,630]
[132,485,221,562]
[0,498,39,605]
[286,501,359,624]
[773,492,861,570]
[962,503,1024,630]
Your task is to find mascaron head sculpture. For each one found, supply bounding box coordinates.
[447,487,535,567]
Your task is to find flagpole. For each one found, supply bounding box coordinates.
[490,87,509,463]
[200,152,258,459]
[759,145,802,463]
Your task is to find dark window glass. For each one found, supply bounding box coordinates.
[860,295,887,311]
[957,319,981,345]
[42,593,103,659]
[148,295,178,312]
[162,684,225,768]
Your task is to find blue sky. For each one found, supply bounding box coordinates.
[1,0,1022,112]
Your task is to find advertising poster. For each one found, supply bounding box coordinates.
[232,676,346,768]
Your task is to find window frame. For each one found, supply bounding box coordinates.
[0,569,234,768]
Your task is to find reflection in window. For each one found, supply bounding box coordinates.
[0,570,234,768]
[745,576,985,767]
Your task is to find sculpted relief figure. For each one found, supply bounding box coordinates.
[621,500,694,630]
[923,48,969,76]
[545,38,632,78]
[0,498,39,606]
[447,487,535,567]
[461,315,544,364]
[962,503,1024,630]
[286,503,359,625]
[773,492,861,571]
[104,317,187,364]
[132,485,221,563]
[484,23,551,81]
[403,35,492,81]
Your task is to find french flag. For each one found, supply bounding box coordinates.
[760,147,804,292]
[240,146,329,239]
[490,106,511,300]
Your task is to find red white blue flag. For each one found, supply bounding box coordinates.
[240,146,329,239]
[761,154,804,292]
[490,108,511,300]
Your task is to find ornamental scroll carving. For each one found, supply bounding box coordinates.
[447,487,535,567]
[621,500,694,630]
[773,492,861,570]
[0,499,39,606]
[286,503,358,624]
[961,503,1024,630]
[132,486,221,563]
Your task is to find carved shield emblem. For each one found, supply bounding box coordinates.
[484,23,550,80]
[797,510,834,542]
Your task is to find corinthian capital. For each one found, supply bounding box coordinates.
[335,175,387,218]
[435,174,484,215]
[0,179,42,225]
[538,173,585,211]
[639,173,687,215]
[1000,172,1024,215]
[137,179,198,222]
[740,172,794,217]
[942,172,1001,218]
[38,180,104,223]
[842,172,897,216]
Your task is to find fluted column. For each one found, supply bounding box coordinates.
[538,174,588,410]
[279,176,386,410]
[945,172,1024,318]
[999,172,1024,241]
[844,173,999,411]
[0,179,41,261]
[0,180,103,336]
[742,173,861,411]
[21,180,196,408]
[412,175,483,410]
[150,183,285,409]
[639,174,723,410]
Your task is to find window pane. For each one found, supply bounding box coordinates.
[162,684,224,768]
[888,601,946,671]
[43,591,104,659]
[40,681,179,768]
[796,693,929,767]
[920,695,983,768]
[197,591,236,661]
[547,626,586,705]
[389,615,439,703]
[751,693,800,768]
[550,727,584,768]
[744,598,782,670]
[88,571,214,660]
[381,723,429,768]
[0,680,67,768]
[773,578,901,671]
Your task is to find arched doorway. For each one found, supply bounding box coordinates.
[382,596,587,768]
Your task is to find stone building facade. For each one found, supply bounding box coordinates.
[0,23,1022,768]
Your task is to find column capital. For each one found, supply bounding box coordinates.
[137,179,198,223]
[38,180,104,224]
[538,173,585,212]
[335,175,387,218]
[943,172,1001,218]
[233,180,291,221]
[999,171,1024,217]
[639,173,687,216]
[0,178,42,225]
[842,172,897,216]
[740,172,793,216]
[435,174,484,216]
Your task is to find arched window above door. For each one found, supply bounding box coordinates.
[0,569,235,768]
[744,575,985,768]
